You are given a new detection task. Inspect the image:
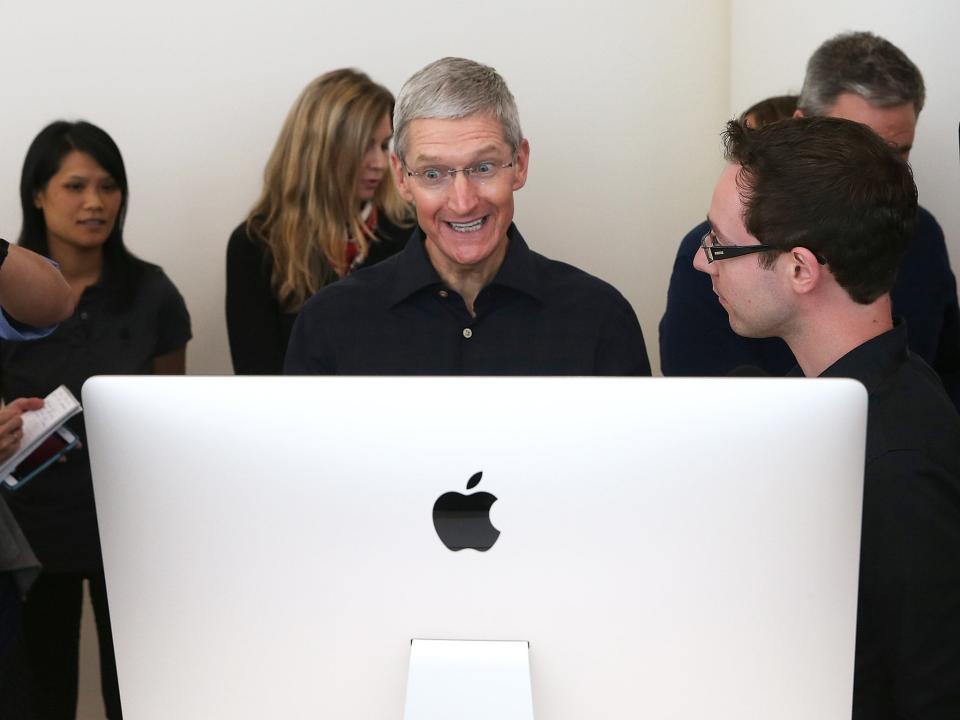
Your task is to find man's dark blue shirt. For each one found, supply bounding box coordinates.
[285,224,651,376]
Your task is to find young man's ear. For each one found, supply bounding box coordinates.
[785,247,824,295]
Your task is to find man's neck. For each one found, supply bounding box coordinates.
[426,237,509,317]
[784,294,894,377]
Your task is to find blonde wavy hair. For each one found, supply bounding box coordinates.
[247,69,413,312]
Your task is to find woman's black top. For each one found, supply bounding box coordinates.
[225,213,411,375]
[1,261,191,572]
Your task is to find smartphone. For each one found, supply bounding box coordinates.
[2,427,79,491]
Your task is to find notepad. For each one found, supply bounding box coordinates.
[0,385,82,490]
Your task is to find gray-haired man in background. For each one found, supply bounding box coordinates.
[285,57,650,376]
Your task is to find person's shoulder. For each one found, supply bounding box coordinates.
[895,206,953,296]
[227,220,270,259]
[126,257,186,302]
[909,205,949,258]
[366,213,413,266]
[300,251,400,317]
[131,257,170,282]
[899,352,959,416]
[868,351,960,461]
[374,211,414,246]
[916,205,942,235]
[528,250,633,312]
[678,219,710,259]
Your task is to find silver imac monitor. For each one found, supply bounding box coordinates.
[83,376,867,719]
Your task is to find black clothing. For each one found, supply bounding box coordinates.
[0,259,190,720]
[1,261,191,571]
[284,224,651,376]
[225,214,411,375]
[660,209,960,410]
[0,571,121,720]
[806,323,960,718]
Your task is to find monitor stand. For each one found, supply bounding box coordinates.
[403,639,535,719]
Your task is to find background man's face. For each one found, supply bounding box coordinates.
[820,93,917,159]
[694,164,792,339]
[393,115,529,279]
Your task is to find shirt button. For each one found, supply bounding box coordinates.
[80,312,89,320]
[438,290,449,298]
[462,328,473,339]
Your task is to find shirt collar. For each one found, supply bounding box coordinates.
[791,321,909,392]
[387,223,543,307]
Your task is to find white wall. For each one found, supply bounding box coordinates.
[731,0,960,278]
[0,0,731,376]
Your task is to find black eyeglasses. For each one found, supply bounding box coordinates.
[700,230,826,265]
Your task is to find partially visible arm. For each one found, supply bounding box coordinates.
[149,265,191,375]
[226,226,288,375]
[152,347,186,375]
[855,450,960,717]
[891,209,960,411]
[283,301,335,375]
[594,291,651,376]
[932,284,960,411]
[0,244,74,327]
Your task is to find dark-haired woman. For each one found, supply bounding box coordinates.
[0,121,191,719]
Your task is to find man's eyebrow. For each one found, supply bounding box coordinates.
[706,215,728,243]
[412,144,504,165]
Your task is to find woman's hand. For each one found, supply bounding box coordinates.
[0,397,43,464]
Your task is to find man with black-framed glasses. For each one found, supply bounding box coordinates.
[284,57,650,376]
[699,116,960,719]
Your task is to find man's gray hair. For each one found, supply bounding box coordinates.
[798,31,925,117]
[393,57,523,164]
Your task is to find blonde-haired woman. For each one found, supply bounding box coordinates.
[226,69,413,374]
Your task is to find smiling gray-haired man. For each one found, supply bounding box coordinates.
[285,57,649,376]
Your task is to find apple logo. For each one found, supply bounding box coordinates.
[432,471,500,551]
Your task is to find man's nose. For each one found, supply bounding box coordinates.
[692,245,712,274]
[446,171,479,215]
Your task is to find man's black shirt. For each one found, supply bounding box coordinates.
[284,224,650,376]
[802,323,960,717]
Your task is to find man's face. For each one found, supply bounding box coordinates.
[392,115,529,279]
[819,92,917,159]
[693,164,793,338]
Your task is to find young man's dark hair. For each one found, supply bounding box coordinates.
[721,117,918,303]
